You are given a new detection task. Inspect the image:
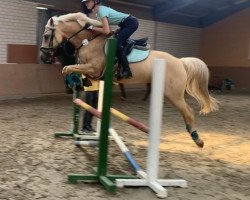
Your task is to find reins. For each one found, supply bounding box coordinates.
[75,32,102,52]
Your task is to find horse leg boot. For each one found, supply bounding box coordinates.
[118,49,132,79]
[168,97,204,148]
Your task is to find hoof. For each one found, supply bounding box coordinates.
[120,97,126,101]
[190,130,204,148]
[196,139,204,148]
[62,66,70,74]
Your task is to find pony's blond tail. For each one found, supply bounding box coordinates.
[181,57,219,114]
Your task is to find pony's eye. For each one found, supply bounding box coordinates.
[44,35,50,41]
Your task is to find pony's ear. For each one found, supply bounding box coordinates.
[49,18,54,26]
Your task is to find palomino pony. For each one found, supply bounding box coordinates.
[40,12,219,148]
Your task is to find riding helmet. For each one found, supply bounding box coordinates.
[82,0,101,4]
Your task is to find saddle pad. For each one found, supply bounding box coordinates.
[104,42,149,63]
[127,48,149,63]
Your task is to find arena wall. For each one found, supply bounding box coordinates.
[2,2,248,98]
[201,8,250,90]
[0,1,202,98]
[0,0,38,63]
[0,64,66,100]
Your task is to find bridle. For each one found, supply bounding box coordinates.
[40,22,101,60]
[40,27,59,57]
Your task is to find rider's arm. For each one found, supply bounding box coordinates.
[92,17,110,35]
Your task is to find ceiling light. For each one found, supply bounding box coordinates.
[36,6,48,10]
[235,0,247,5]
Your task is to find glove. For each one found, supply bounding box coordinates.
[85,23,93,30]
[113,28,120,35]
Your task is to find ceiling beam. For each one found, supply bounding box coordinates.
[153,0,200,18]
[23,0,81,12]
[107,0,151,9]
[200,0,250,27]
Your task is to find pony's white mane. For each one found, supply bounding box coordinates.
[57,12,102,27]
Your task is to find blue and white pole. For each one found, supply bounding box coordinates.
[109,128,147,178]
[75,140,99,147]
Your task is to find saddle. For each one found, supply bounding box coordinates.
[124,37,149,56]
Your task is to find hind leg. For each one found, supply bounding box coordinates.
[166,93,204,148]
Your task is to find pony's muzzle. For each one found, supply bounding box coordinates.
[40,47,55,64]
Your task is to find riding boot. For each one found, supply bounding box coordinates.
[119,50,132,79]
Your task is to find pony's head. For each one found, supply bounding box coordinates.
[40,16,62,64]
[40,12,102,64]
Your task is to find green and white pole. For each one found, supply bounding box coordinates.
[97,37,117,185]
[68,38,134,193]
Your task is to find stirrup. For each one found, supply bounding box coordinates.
[115,70,132,80]
[119,69,132,79]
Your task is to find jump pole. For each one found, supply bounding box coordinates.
[74,99,148,133]
[108,128,147,178]
[73,70,146,176]
[115,59,187,198]
[74,81,147,178]
[68,38,134,193]
[75,127,147,178]
[73,99,147,178]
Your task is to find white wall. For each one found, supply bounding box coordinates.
[0,1,201,63]
[0,0,38,63]
[111,16,201,58]
[127,18,201,58]
[132,19,156,49]
[155,22,201,57]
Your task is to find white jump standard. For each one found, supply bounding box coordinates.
[115,59,187,198]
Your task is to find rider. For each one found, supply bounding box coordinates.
[81,0,139,79]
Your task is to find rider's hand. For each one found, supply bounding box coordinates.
[85,23,93,30]
[113,28,120,34]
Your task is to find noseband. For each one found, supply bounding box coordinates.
[40,28,58,56]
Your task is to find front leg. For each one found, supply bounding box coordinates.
[62,63,94,75]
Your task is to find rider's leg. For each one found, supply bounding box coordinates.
[115,16,138,78]
[82,90,98,132]
[116,45,132,78]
